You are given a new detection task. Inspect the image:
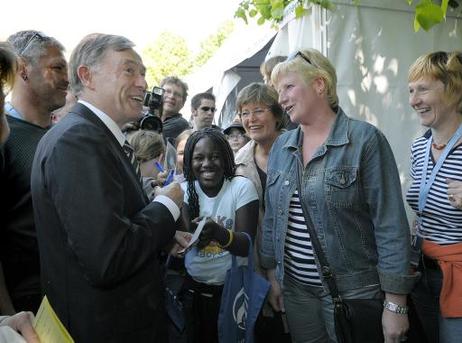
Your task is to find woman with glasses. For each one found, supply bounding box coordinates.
[407,51,462,343]
[261,49,416,342]
[234,82,291,342]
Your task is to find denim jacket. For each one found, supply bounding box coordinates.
[261,108,416,294]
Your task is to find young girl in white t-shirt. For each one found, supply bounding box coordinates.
[180,128,259,343]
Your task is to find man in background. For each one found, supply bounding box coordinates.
[0,30,68,314]
[190,92,219,131]
[160,76,190,143]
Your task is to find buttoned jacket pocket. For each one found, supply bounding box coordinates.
[324,167,359,208]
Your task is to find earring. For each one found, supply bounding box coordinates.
[21,74,28,81]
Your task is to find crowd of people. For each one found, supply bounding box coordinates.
[1,29,462,343]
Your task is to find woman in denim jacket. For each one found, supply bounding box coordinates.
[261,49,416,342]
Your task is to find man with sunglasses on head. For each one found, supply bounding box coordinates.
[0,30,68,315]
[190,92,220,131]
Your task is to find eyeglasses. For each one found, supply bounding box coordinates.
[240,108,269,118]
[19,32,48,56]
[199,106,216,113]
[286,51,312,65]
[164,88,184,99]
[226,133,245,140]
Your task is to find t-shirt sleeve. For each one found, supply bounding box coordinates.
[234,176,259,210]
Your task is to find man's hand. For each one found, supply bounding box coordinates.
[170,231,193,256]
[156,182,184,209]
[1,311,40,343]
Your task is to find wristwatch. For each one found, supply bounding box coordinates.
[383,300,409,314]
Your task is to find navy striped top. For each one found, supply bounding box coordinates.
[406,134,462,245]
[284,190,322,286]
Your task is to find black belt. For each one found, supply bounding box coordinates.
[422,255,440,270]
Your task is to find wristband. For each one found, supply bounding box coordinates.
[220,229,234,249]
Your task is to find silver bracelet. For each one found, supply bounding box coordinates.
[383,300,409,314]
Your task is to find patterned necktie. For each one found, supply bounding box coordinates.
[123,140,143,186]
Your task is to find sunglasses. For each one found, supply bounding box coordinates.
[286,51,313,65]
[19,32,48,55]
[199,106,216,113]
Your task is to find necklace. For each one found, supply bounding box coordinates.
[432,142,447,150]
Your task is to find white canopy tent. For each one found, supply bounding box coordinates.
[184,22,277,127]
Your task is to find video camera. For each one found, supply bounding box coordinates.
[139,86,164,133]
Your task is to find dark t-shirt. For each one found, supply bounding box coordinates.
[0,115,48,306]
[162,113,190,144]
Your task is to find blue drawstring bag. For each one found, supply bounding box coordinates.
[218,233,270,343]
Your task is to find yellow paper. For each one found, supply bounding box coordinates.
[33,296,74,343]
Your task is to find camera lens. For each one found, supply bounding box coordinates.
[140,114,163,133]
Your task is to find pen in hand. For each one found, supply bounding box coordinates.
[154,161,175,186]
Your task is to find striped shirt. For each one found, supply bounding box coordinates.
[406,134,462,245]
[284,190,322,286]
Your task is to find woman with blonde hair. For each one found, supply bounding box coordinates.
[407,51,462,342]
[262,49,416,342]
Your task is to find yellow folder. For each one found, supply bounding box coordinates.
[33,296,74,343]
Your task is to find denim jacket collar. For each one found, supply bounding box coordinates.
[283,107,350,155]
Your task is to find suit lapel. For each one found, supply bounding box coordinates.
[69,103,148,202]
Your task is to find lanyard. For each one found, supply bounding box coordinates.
[4,102,23,120]
[418,124,462,214]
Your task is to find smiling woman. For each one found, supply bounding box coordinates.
[180,128,259,343]
[261,49,416,343]
[406,50,462,343]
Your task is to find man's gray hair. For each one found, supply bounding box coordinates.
[69,33,135,94]
[7,30,64,65]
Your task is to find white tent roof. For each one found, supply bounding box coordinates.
[184,21,277,122]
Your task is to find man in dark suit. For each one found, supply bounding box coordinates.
[31,33,186,342]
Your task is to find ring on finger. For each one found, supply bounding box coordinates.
[449,194,455,200]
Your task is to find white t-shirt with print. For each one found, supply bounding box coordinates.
[181,176,258,285]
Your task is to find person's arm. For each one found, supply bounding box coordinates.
[360,130,414,341]
[361,130,416,293]
[0,263,15,315]
[42,125,178,288]
[382,293,409,343]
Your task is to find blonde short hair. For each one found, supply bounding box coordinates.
[408,51,462,112]
[271,49,339,110]
[128,130,165,163]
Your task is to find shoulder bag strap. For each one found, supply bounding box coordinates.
[295,159,342,302]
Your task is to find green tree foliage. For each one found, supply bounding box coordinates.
[142,22,235,88]
[235,0,461,32]
[194,21,235,68]
[142,32,193,87]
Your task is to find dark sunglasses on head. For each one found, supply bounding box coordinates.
[200,106,216,113]
[286,51,312,65]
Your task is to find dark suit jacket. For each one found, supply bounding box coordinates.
[31,103,176,342]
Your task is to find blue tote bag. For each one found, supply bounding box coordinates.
[218,233,270,343]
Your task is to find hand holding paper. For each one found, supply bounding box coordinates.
[177,217,207,254]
